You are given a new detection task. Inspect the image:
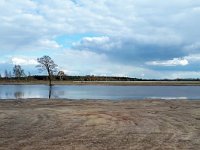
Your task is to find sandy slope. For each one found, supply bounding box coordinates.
[0,99,200,150]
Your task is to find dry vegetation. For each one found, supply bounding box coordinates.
[0,99,200,150]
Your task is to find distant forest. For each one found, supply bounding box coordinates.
[1,75,200,82]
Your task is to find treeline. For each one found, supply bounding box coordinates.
[35,75,138,81]
[0,75,138,81]
[1,74,200,82]
[34,76,200,81]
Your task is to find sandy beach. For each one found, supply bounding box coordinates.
[0,99,200,150]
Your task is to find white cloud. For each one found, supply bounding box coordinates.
[80,36,110,43]
[1,0,199,51]
[54,49,108,75]
[73,36,109,48]
[147,58,189,66]
[164,71,200,79]
[11,57,38,66]
[182,54,200,66]
[0,0,200,78]
[54,48,151,78]
[183,42,200,53]
[37,39,60,49]
[73,36,121,51]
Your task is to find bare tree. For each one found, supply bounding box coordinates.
[4,69,8,79]
[8,71,12,78]
[36,55,58,86]
[57,71,65,80]
[13,65,25,79]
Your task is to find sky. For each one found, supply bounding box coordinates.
[0,0,200,79]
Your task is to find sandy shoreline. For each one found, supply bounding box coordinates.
[0,99,200,150]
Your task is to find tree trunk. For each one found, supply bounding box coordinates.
[47,68,52,86]
[49,78,52,86]
[48,75,52,86]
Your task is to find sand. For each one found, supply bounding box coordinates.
[0,99,200,150]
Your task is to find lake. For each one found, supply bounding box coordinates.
[0,85,200,100]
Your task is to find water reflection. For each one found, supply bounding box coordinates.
[49,85,52,99]
[5,92,9,97]
[14,91,24,99]
[0,85,200,100]
[52,90,65,99]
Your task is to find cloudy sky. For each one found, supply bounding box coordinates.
[0,0,200,79]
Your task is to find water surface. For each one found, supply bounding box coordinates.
[0,85,200,100]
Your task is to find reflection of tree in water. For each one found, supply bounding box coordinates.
[49,85,52,99]
[54,91,65,99]
[14,92,24,99]
[48,86,65,99]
